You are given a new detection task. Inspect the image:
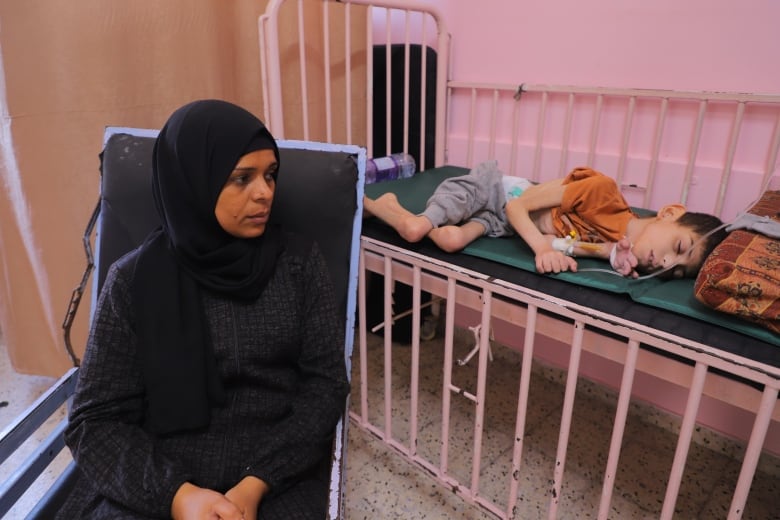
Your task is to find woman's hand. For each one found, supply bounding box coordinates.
[171,482,244,520]
[224,476,269,520]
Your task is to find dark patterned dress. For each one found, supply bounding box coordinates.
[57,240,349,519]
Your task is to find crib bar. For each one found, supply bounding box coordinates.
[418,16,428,169]
[506,304,539,516]
[382,256,394,439]
[680,100,707,208]
[403,12,412,155]
[597,339,640,520]
[469,289,493,494]
[384,12,392,154]
[322,2,333,143]
[365,6,373,157]
[660,361,708,520]
[257,15,271,125]
[466,88,477,167]
[532,91,548,182]
[260,1,285,135]
[489,90,499,160]
[763,112,780,191]
[615,96,636,188]
[509,98,520,177]
[408,266,422,456]
[728,384,779,519]
[547,321,585,518]
[645,97,668,209]
[587,94,603,167]
[344,4,353,143]
[558,93,574,177]
[295,0,310,141]
[439,278,457,474]
[716,102,746,216]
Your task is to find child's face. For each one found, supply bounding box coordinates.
[630,218,704,279]
[215,149,278,238]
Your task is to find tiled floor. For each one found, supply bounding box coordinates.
[2,331,778,519]
[343,329,779,519]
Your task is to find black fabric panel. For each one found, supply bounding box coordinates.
[370,43,438,342]
[97,134,159,292]
[269,147,358,324]
[372,44,437,171]
[361,218,780,370]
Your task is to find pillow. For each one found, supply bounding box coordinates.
[694,190,780,334]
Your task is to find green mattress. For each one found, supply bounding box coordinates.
[364,166,779,347]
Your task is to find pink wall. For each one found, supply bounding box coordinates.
[427,0,779,95]
[406,0,780,456]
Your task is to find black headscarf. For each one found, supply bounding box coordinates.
[131,99,282,434]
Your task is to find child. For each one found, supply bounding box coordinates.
[363,160,727,279]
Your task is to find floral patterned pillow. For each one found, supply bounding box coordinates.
[694,190,780,334]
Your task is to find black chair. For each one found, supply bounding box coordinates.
[0,127,364,519]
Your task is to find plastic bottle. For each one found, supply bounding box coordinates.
[365,153,417,184]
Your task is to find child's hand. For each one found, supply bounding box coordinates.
[610,238,638,278]
[536,249,578,274]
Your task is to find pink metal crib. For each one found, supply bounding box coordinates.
[259,1,779,518]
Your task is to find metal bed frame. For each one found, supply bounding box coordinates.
[260,1,780,519]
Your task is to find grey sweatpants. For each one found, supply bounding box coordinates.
[421,160,515,237]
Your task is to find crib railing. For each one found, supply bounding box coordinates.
[259,1,780,225]
[354,236,779,519]
[259,0,450,168]
[446,82,780,222]
[259,2,780,518]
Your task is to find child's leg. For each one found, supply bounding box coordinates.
[428,221,486,253]
[363,193,433,242]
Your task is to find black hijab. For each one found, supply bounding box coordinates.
[131,99,282,434]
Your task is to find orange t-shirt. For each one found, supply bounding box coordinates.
[550,167,635,243]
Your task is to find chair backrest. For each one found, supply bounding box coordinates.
[96,129,364,324]
[96,128,364,518]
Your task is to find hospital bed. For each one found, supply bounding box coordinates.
[258,1,779,518]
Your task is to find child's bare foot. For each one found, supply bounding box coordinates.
[364,193,432,242]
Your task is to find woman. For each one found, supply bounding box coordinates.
[59,100,350,519]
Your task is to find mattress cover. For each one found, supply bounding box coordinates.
[363,166,780,361]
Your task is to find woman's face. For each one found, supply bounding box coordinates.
[214,149,278,238]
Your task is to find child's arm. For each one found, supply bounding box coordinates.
[569,238,638,278]
[505,179,639,277]
[505,179,578,274]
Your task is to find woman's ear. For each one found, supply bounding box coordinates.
[657,204,686,220]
